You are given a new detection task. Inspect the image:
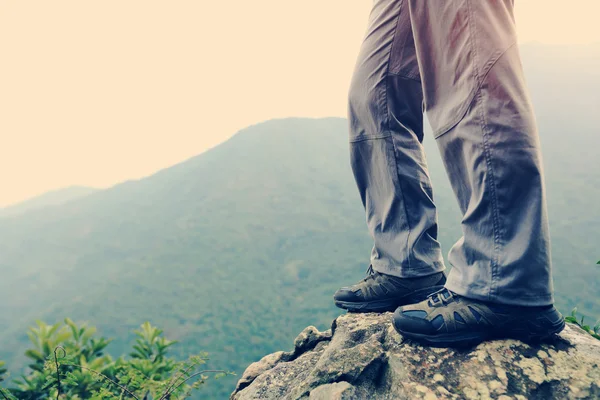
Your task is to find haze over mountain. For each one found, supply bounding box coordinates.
[0,186,97,218]
[0,43,599,399]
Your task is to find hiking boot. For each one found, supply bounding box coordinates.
[333,265,446,313]
[392,288,565,346]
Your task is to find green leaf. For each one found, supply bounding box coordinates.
[54,331,72,346]
[26,331,38,348]
[0,387,18,400]
[0,361,7,384]
[47,322,61,338]
[80,326,97,343]
[570,307,578,318]
[42,341,51,357]
[24,349,44,362]
[66,318,80,341]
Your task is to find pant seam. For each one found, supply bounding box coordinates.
[431,42,517,140]
[467,0,502,302]
[349,134,392,143]
[384,0,413,273]
[395,8,414,79]
[389,70,421,82]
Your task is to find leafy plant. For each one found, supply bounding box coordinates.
[1,319,234,399]
[0,361,6,383]
[566,307,600,341]
[0,387,17,400]
[0,362,15,400]
[564,259,600,341]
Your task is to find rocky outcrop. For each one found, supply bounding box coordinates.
[231,313,600,400]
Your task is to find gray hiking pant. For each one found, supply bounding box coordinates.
[348,0,554,306]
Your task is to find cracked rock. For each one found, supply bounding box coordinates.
[230,313,600,400]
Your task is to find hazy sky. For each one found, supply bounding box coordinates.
[1,1,599,207]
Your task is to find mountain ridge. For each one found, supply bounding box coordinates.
[0,185,98,218]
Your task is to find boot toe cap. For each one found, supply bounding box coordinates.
[334,287,363,302]
[392,307,438,335]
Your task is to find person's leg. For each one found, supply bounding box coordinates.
[334,0,446,312]
[392,0,563,344]
[408,0,553,305]
[347,0,445,278]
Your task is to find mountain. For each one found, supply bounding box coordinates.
[0,186,97,218]
[1,43,599,399]
[0,117,379,399]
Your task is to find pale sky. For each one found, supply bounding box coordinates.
[1,1,599,207]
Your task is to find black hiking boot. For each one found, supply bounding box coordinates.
[333,265,447,313]
[392,288,565,347]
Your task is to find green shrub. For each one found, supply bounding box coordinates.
[0,319,233,399]
[564,259,600,341]
[0,361,7,384]
[565,308,600,340]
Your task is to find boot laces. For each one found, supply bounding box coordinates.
[363,265,378,281]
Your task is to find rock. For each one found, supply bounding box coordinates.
[230,313,600,400]
[232,326,332,396]
[308,382,356,399]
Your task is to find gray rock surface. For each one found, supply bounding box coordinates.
[230,313,600,400]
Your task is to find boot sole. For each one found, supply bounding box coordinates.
[334,285,445,313]
[392,313,566,347]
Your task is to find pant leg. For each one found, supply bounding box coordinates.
[407,0,554,306]
[348,0,446,278]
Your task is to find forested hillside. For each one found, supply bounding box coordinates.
[0,186,97,218]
